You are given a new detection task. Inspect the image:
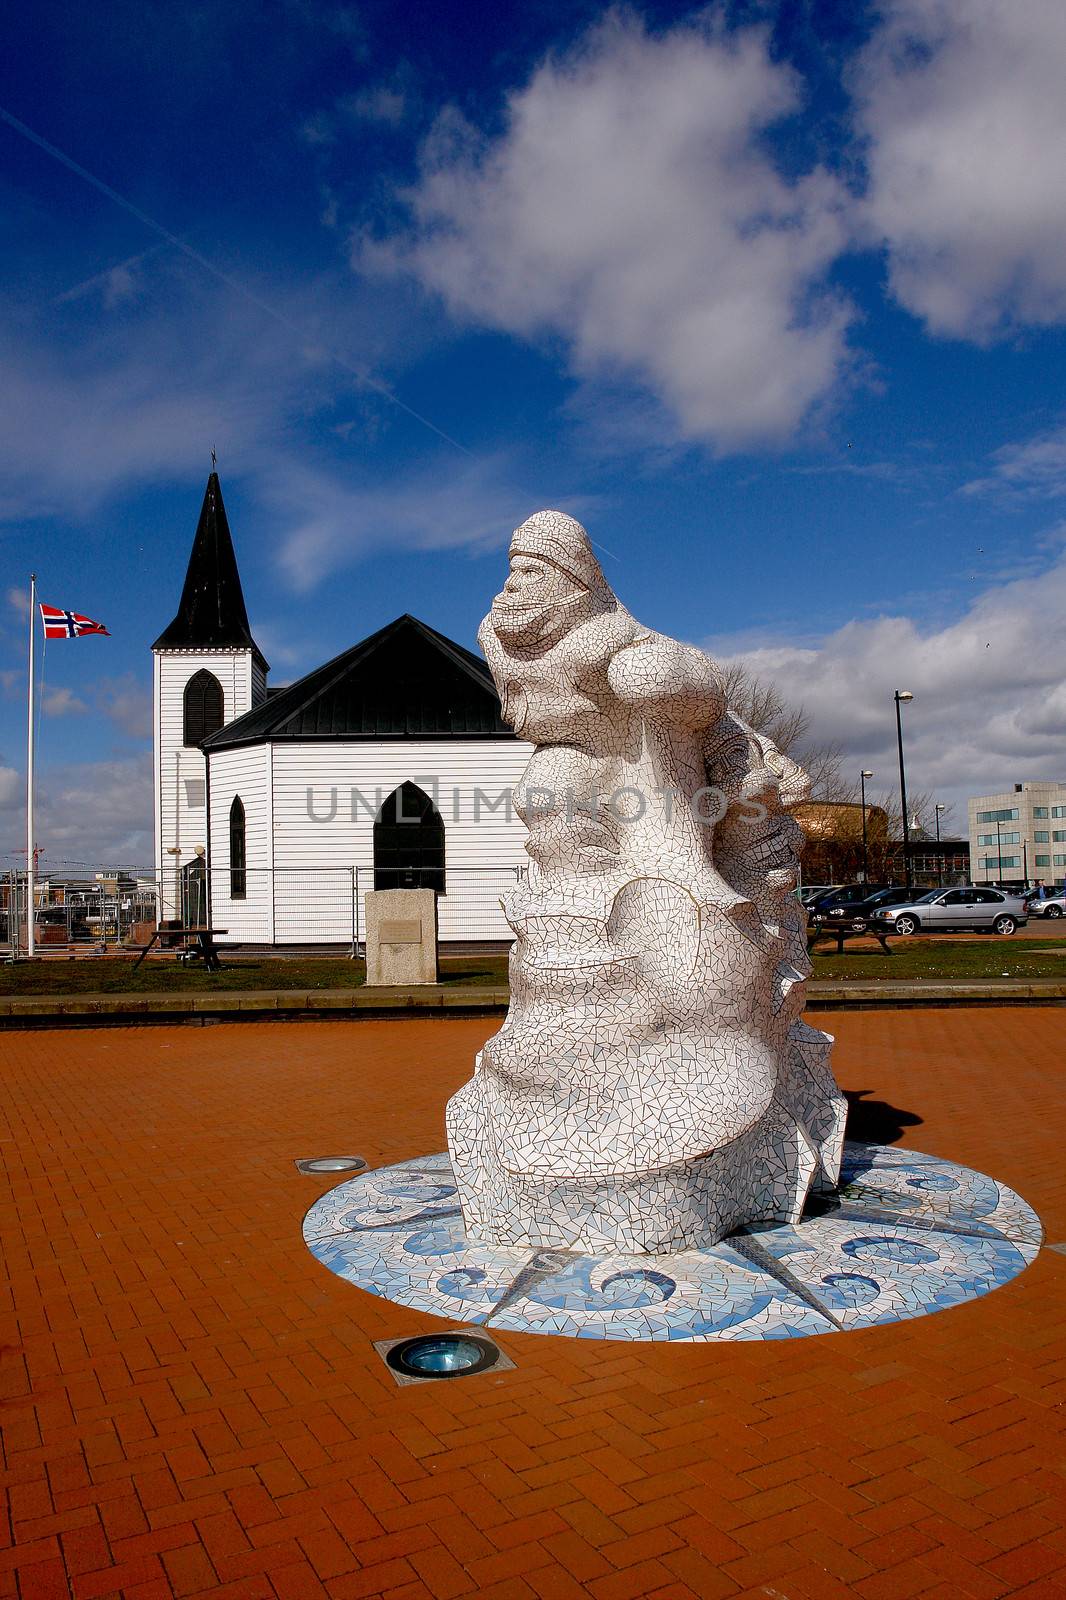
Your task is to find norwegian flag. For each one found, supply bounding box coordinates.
[39,604,110,639]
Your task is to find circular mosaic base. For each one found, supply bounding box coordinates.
[303,1143,1042,1342]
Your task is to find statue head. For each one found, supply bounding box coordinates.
[706,714,809,906]
[490,510,615,651]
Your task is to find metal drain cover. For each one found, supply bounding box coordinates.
[375,1329,514,1385]
[295,1155,367,1175]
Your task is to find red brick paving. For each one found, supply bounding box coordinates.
[1,1010,1065,1599]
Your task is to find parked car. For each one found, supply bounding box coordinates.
[871,886,1028,936]
[806,882,892,916]
[798,884,837,906]
[810,886,913,933]
[1028,889,1066,919]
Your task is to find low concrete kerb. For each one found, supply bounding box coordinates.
[0,979,1063,1028]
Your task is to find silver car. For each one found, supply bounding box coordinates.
[1028,891,1066,920]
[872,886,1028,936]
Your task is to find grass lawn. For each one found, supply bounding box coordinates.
[811,936,1066,980]
[0,954,510,995]
[1,938,1064,993]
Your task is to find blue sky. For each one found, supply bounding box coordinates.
[2,0,1066,867]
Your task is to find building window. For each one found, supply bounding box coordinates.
[1055,855,1066,868]
[184,670,224,746]
[1055,832,1066,843]
[1034,807,1049,819]
[1035,831,1050,843]
[981,856,1018,870]
[978,831,1018,846]
[229,796,247,900]
[976,807,1018,823]
[1035,855,1051,868]
[1054,807,1066,819]
[373,783,445,893]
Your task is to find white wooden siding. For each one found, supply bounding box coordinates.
[269,739,531,941]
[205,745,274,941]
[153,648,257,917]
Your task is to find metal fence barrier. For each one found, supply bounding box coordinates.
[4,864,525,956]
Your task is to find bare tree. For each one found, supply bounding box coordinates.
[717,660,844,800]
[717,661,808,754]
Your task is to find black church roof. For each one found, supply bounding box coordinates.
[201,614,514,747]
[152,472,268,671]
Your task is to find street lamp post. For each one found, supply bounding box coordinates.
[934,801,946,887]
[860,770,873,884]
[894,691,914,889]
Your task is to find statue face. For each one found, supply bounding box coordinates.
[490,552,589,649]
[503,554,558,597]
[712,726,807,901]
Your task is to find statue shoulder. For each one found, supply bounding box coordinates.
[607,630,724,725]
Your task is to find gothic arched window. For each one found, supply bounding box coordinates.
[373,783,445,893]
[183,669,224,746]
[229,795,247,900]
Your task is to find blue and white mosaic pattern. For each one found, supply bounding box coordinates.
[303,1142,1041,1342]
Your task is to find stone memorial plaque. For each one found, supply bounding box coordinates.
[364,889,438,985]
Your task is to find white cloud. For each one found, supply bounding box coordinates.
[35,756,153,867]
[95,675,152,740]
[710,549,1066,818]
[42,687,89,717]
[0,257,449,525]
[343,85,406,126]
[270,452,593,590]
[963,419,1066,499]
[853,0,1066,340]
[53,247,158,307]
[0,754,152,868]
[358,12,853,451]
[0,763,19,809]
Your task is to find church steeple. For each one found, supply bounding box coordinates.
[153,471,268,671]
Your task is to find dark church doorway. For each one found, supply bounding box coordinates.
[374,783,445,893]
[181,855,208,926]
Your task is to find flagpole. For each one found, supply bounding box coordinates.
[26,574,36,958]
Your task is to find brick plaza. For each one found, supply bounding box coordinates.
[2,1010,1065,1600]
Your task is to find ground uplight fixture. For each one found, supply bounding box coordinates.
[294,1155,367,1175]
[374,1329,514,1385]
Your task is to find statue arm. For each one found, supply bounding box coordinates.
[607,633,725,732]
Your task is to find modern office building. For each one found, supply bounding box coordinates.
[967,781,1066,885]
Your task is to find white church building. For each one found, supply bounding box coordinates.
[153,471,531,944]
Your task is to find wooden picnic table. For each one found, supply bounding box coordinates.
[133,926,230,973]
[807,923,894,956]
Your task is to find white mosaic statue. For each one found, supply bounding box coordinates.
[446,511,846,1254]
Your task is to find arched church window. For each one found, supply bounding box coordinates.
[229,796,247,900]
[373,783,445,893]
[184,670,224,746]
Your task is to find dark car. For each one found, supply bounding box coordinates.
[806,882,892,916]
[809,886,910,933]
[798,883,837,906]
